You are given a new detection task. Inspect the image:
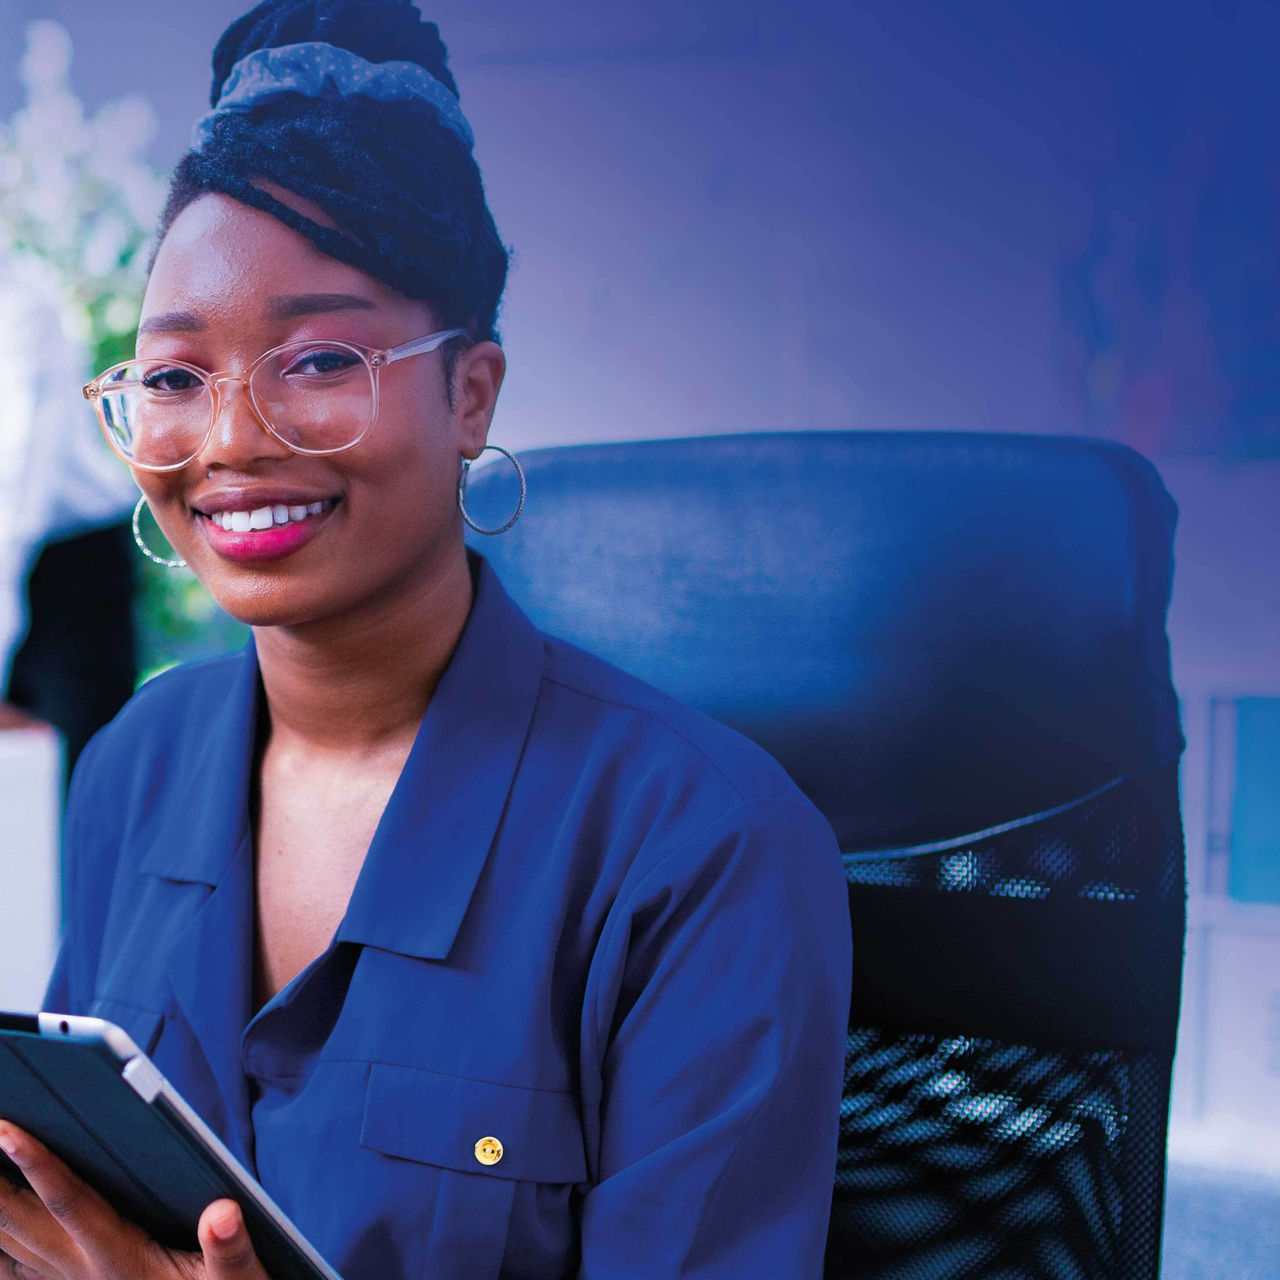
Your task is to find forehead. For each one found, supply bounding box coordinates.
[142,188,416,324]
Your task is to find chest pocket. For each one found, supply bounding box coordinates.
[356,1062,587,1280]
[359,1062,587,1184]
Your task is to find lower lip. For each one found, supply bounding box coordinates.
[197,506,336,563]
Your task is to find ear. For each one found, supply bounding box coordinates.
[452,341,507,460]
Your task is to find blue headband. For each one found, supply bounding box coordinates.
[190,41,475,151]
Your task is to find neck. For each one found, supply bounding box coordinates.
[251,546,475,754]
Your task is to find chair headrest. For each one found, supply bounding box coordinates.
[468,431,1183,851]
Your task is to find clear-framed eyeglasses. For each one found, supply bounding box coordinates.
[82,327,469,473]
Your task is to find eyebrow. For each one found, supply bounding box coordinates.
[266,292,379,320]
[137,293,379,336]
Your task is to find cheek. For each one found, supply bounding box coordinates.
[361,396,462,511]
[134,472,188,528]
[350,449,460,550]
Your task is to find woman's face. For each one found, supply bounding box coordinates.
[134,183,504,630]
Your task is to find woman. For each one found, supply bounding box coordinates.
[0,2,851,1276]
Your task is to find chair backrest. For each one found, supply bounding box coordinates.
[467,430,1187,1280]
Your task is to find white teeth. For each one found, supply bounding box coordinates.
[211,499,333,532]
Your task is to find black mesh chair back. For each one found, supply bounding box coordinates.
[466,430,1187,1280]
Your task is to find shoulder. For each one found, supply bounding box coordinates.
[71,648,250,796]
[536,632,810,811]
[544,644,852,1073]
[524,632,840,905]
[117,648,247,718]
[62,646,254,922]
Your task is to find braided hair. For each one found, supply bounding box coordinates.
[151,0,510,404]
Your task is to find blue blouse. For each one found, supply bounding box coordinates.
[44,551,852,1279]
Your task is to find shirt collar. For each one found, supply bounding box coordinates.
[337,551,545,959]
[140,551,546,962]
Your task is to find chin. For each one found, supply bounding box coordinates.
[197,571,334,631]
[188,535,448,632]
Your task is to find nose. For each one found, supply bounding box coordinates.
[197,375,294,471]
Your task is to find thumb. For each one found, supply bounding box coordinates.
[198,1200,268,1278]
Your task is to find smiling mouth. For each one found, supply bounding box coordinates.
[202,498,338,532]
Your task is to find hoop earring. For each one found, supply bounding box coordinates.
[458,444,526,535]
[132,495,187,569]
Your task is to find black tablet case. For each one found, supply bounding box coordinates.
[0,1023,335,1280]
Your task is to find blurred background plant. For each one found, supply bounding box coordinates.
[0,19,247,681]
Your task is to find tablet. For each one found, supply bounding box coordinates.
[0,1011,341,1280]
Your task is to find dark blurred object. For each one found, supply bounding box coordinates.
[7,522,137,783]
[468,430,1187,1280]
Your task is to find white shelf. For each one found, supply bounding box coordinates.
[0,726,61,1010]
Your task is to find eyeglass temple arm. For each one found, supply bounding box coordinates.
[381,328,469,366]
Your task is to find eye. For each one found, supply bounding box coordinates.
[140,365,203,394]
[281,347,363,378]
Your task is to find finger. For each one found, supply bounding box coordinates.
[0,1124,114,1263]
[1,1255,37,1280]
[2,1255,58,1280]
[0,1226,64,1279]
[0,1177,74,1276]
[198,1202,267,1280]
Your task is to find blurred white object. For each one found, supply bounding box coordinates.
[0,253,136,689]
[1161,458,1280,1182]
[0,18,163,694]
[0,724,60,1009]
[0,19,164,292]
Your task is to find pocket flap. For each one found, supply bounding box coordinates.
[360,1062,588,1184]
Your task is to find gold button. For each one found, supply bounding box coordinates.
[474,1136,503,1166]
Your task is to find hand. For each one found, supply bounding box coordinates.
[0,1123,270,1279]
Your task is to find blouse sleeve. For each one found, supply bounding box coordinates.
[579,794,852,1278]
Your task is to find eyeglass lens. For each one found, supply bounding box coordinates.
[97,342,377,468]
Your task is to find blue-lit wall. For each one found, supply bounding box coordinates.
[4,0,1276,454]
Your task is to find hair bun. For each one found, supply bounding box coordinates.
[210,0,459,107]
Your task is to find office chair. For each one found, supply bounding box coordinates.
[467,430,1186,1280]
